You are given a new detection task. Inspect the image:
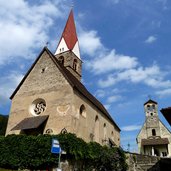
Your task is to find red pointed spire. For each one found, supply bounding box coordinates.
[55,10,80,58]
[62,10,78,50]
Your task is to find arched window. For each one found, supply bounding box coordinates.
[104,123,107,139]
[111,131,114,141]
[79,104,86,117]
[95,115,98,121]
[58,56,64,65]
[94,115,99,142]
[152,129,156,136]
[73,59,77,71]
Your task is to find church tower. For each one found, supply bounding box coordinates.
[137,99,171,157]
[54,10,82,81]
[144,99,160,138]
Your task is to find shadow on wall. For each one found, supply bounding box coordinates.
[148,158,171,171]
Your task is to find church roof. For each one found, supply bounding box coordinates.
[141,138,169,146]
[10,47,120,131]
[144,99,157,106]
[161,107,171,126]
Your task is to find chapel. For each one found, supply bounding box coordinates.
[6,10,120,147]
[137,99,171,157]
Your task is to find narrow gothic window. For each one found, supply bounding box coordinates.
[104,123,107,139]
[73,59,77,71]
[80,104,86,117]
[94,115,99,142]
[152,129,156,136]
[58,56,64,65]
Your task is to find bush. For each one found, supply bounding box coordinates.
[0,134,128,171]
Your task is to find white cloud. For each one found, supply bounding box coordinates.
[86,49,138,74]
[94,89,106,98]
[98,64,171,88]
[0,71,24,105]
[0,1,63,65]
[156,88,171,97]
[121,124,142,131]
[107,95,122,103]
[78,26,171,91]
[79,30,103,56]
[145,36,157,44]
[98,74,117,88]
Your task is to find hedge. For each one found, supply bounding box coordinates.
[0,133,128,171]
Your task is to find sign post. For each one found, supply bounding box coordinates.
[51,139,62,171]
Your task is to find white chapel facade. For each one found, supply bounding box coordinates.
[6,10,120,147]
[137,99,171,157]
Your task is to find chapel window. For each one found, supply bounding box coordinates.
[152,129,156,136]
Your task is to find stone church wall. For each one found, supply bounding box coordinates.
[6,51,74,135]
[71,90,120,146]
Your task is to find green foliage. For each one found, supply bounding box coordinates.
[0,115,8,135]
[0,133,128,171]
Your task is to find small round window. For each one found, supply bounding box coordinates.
[30,98,46,116]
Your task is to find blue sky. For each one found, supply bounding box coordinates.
[0,0,171,152]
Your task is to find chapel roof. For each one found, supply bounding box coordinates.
[141,138,169,146]
[144,99,158,106]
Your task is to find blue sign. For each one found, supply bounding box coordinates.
[51,139,61,154]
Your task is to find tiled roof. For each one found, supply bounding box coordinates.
[11,115,48,131]
[141,138,169,146]
[10,47,120,131]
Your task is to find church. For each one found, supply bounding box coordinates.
[137,99,171,157]
[5,10,120,147]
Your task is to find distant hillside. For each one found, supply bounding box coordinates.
[0,115,8,135]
